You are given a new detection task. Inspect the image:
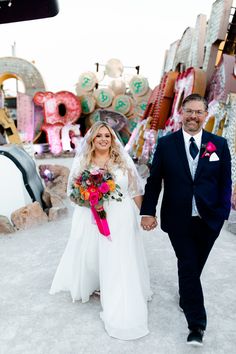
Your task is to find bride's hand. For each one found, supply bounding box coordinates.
[141,216,158,231]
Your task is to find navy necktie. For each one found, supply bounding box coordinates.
[189,137,199,159]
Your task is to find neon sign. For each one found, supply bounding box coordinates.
[33,91,81,154]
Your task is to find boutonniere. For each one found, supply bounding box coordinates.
[201,141,217,158]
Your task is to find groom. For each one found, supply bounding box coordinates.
[140,94,232,346]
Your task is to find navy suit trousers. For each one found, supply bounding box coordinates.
[168,216,223,330]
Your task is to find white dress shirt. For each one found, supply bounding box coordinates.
[182,129,202,216]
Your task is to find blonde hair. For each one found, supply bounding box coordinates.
[81,121,127,171]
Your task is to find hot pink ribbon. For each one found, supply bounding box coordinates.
[91,206,111,240]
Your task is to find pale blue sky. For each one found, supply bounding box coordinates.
[0,0,214,93]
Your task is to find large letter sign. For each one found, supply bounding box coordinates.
[164,67,206,134]
[33,91,81,154]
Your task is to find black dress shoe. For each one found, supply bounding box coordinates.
[187,329,204,346]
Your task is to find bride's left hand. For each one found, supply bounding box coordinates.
[141,216,158,231]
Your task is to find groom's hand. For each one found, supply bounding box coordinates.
[141,216,158,231]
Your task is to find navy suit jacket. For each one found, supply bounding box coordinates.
[140,129,232,233]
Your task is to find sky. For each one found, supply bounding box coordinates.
[0,0,215,94]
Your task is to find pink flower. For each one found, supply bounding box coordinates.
[201,141,217,158]
[99,182,110,194]
[206,141,216,153]
[89,192,99,206]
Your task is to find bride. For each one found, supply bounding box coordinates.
[49,121,154,340]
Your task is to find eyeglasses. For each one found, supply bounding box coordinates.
[183,108,206,117]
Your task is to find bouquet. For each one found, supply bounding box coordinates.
[70,168,122,239]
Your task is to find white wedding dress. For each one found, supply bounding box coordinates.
[49,166,152,340]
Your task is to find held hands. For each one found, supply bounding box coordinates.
[141,216,158,231]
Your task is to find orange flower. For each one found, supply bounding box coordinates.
[107,180,116,192]
[81,190,90,200]
[79,186,85,193]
